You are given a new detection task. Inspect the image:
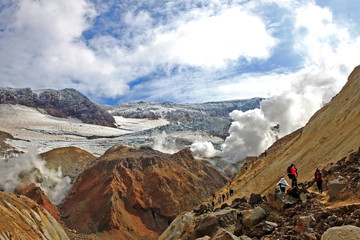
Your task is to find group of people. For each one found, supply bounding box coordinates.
[208,186,234,211]
[277,163,324,193]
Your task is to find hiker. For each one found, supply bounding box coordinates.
[226,192,229,200]
[287,163,298,187]
[229,188,234,196]
[212,193,216,200]
[211,201,215,209]
[277,177,289,193]
[229,178,232,185]
[218,196,222,204]
[314,168,324,193]
[207,203,212,212]
[222,193,225,202]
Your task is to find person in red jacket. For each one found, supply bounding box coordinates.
[314,168,324,193]
[287,163,298,188]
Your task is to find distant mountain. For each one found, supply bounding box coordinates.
[100,98,264,121]
[0,87,116,127]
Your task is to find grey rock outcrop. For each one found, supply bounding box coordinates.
[321,225,360,240]
[0,87,116,127]
[327,179,347,200]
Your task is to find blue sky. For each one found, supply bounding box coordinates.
[0,0,359,105]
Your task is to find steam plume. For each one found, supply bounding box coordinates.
[0,149,72,205]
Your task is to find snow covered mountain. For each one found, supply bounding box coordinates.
[0,87,263,165]
[100,98,263,120]
[0,87,116,127]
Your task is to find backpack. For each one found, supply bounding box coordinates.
[286,165,298,176]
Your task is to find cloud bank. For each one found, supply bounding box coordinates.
[219,1,360,162]
[1,0,359,103]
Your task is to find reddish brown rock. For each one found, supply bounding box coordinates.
[60,146,226,240]
[0,191,69,239]
[18,183,60,222]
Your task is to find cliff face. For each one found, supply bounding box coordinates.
[60,146,227,240]
[0,87,116,127]
[0,191,69,240]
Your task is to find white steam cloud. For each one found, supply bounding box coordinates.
[221,69,339,162]
[152,131,180,154]
[190,140,218,158]
[0,149,72,205]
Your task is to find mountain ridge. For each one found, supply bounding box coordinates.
[100,97,263,121]
[0,87,116,127]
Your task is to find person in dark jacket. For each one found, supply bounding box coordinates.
[287,163,298,187]
[314,168,324,193]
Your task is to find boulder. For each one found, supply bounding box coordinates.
[249,193,263,205]
[192,215,219,239]
[191,208,240,239]
[230,198,248,208]
[268,191,297,210]
[321,225,360,240]
[327,179,347,199]
[213,228,239,240]
[304,232,317,240]
[196,236,211,240]
[195,204,208,216]
[242,207,268,227]
[239,236,252,240]
[295,216,316,234]
[250,221,278,237]
[214,208,240,229]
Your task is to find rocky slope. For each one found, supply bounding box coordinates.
[160,147,360,239]
[160,65,360,239]
[0,130,22,157]
[0,191,69,240]
[101,98,263,121]
[60,146,227,240]
[0,87,116,127]
[17,183,61,222]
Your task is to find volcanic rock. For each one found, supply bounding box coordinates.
[18,183,60,222]
[295,215,316,234]
[250,221,278,238]
[0,191,69,240]
[268,189,298,210]
[60,146,226,240]
[39,146,96,181]
[327,178,347,199]
[212,228,239,240]
[321,225,360,240]
[249,193,263,205]
[241,206,268,227]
